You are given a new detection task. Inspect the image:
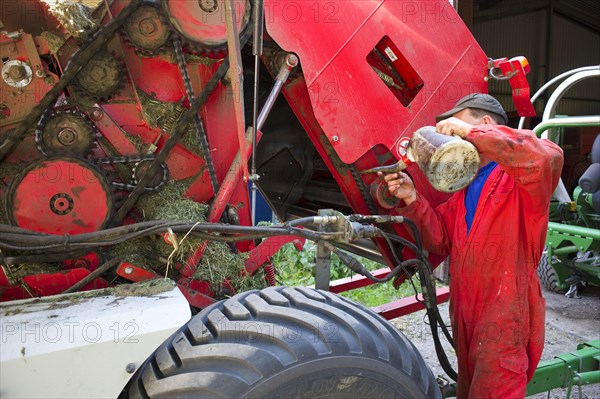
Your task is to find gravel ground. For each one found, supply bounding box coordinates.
[391,284,600,398]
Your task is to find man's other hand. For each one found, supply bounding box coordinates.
[436,117,473,139]
[380,171,417,205]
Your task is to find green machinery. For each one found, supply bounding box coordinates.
[525,66,600,296]
[526,340,600,396]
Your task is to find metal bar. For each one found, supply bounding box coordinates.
[541,70,600,129]
[257,54,298,130]
[573,370,600,384]
[533,115,600,202]
[0,0,143,161]
[329,267,391,293]
[113,60,230,225]
[552,245,579,255]
[533,114,600,204]
[250,0,265,222]
[207,129,262,223]
[531,68,600,204]
[315,209,332,291]
[526,340,600,395]
[315,242,331,291]
[533,116,600,138]
[224,0,248,182]
[207,55,297,222]
[372,287,450,320]
[518,66,599,129]
[548,222,600,241]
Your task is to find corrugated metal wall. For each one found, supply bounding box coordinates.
[471,0,600,118]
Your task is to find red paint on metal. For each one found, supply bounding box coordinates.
[329,267,392,293]
[208,130,262,222]
[21,269,109,298]
[117,262,160,282]
[499,57,536,117]
[244,236,306,275]
[181,241,209,278]
[9,159,111,235]
[62,252,100,271]
[164,0,248,48]
[372,286,450,320]
[177,277,217,309]
[93,109,140,156]
[266,0,488,164]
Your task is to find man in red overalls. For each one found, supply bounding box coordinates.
[385,94,564,398]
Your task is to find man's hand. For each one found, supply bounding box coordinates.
[380,171,417,205]
[436,117,473,139]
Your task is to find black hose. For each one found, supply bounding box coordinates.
[63,256,125,294]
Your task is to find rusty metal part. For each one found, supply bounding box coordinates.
[162,0,251,57]
[2,60,32,88]
[0,0,143,162]
[6,157,113,235]
[123,4,171,54]
[36,110,96,156]
[73,51,123,98]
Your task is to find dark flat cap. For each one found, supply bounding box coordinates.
[436,93,508,125]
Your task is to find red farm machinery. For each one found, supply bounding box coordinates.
[2,1,596,397]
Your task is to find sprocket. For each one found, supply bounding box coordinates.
[35,109,97,156]
[123,4,172,55]
[162,0,252,57]
[6,157,114,235]
[73,50,124,99]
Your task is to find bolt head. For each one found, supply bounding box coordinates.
[58,128,77,145]
[126,363,136,373]
[124,266,134,274]
[36,70,45,78]
[331,135,339,142]
[90,107,103,121]
[139,18,157,36]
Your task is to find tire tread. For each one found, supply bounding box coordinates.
[128,287,439,399]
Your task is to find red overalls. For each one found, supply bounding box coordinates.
[396,125,564,398]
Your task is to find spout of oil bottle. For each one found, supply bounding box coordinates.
[360,160,408,175]
[361,126,480,193]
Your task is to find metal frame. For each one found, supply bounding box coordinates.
[526,340,600,396]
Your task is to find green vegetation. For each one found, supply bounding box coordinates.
[272,241,421,308]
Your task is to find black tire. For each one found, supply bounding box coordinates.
[127,286,441,398]
[538,253,563,293]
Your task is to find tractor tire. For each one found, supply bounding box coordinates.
[537,253,563,293]
[127,286,441,399]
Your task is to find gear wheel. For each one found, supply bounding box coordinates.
[73,51,123,98]
[35,109,97,156]
[123,4,172,55]
[162,0,251,57]
[6,157,113,235]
